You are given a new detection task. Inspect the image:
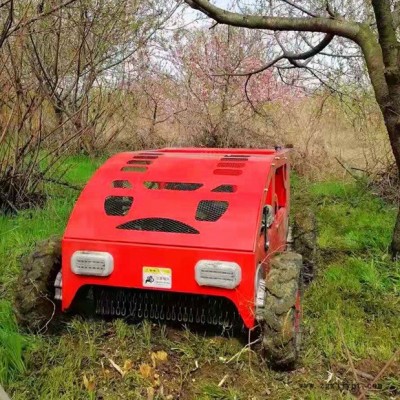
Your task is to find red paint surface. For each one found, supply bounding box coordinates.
[62,147,292,328]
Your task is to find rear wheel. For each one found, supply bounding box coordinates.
[260,252,303,369]
[14,237,62,333]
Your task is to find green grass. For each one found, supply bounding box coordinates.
[0,301,26,385]
[0,159,399,399]
[299,179,399,365]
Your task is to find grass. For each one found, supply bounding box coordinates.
[0,301,26,385]
[299,180,399,364]
[0,158,399,399]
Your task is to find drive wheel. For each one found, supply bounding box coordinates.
[261,252,303,369]
[14,236,62,333]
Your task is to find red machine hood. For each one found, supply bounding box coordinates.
[64,148,280,252]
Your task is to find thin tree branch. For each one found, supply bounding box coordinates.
[278,0,319,18]
[8,0,77,37]
[326,1,337,18]
[215,33,333,77]
[300,33,361,58]
[0,0,13,49]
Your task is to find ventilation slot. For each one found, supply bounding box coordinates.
[221,155,249,161]
[122,166,147,172]
[196,200,228,221]
[133,155,158,160]
[112,180,132,189]
[139,152,163,156]
[211,185,237,193]
[104,196,133,216]
[127,160,152,165]
[217,162,245,168]
[117,218,199,234]
[214,169,242,176]
[144,182,203,191]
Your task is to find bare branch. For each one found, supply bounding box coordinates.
[8,0,77,37]
[300,34,361,58]
[277,32,334,61]
[0,0,13,48]
[278,0,319,18]
[185,0,361,41]
[216,33,333,77]
[326,1,336,18]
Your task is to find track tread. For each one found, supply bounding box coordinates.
[261,252,302,369]
[14,236,61,332]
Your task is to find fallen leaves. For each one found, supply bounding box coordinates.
[139,363,154,379]
[109,358,124,376]
[106,351,168,380]
[123,359,133,374]
[108,358,133,377]
[151,350,168,367]
[146,387,155,400]
[82,374,95,392]
[99,350,170,398]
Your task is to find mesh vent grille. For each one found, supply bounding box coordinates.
[117,218,199,234]
[217,162,245,168]
[214,169,242,176]
[122,166,147,172]
[211,185,236,193]
[112,180,132,188]
[144,181,203,191]
[196,200,228,221]
[104,196,133,216]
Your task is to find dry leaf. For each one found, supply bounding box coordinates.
[83,374,95,392]
[140,363,153,378]
[146,387,155,400]
[123,359,133,374]
[153,373,161,387]
[151,350,168,367]
[109,358,124,376]
[83,375,89,389]
[156,351,168,361]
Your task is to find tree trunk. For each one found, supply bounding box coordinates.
[379,88,400,258]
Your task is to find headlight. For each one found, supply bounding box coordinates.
[195,260,241,289]
[71,251,114,276]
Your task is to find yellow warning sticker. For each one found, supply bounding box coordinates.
[143,267,172,289]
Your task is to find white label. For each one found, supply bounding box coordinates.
[143,267,172,289]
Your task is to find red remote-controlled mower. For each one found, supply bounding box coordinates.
[16,148,315,368]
